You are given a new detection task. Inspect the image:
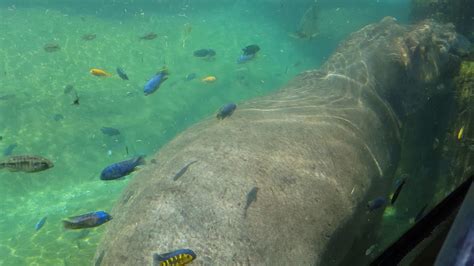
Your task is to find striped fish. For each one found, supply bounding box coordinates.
[0,155,54,173]
[153,249,196,266]
[63,211,112,230]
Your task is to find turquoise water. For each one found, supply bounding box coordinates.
[0,1,410,265]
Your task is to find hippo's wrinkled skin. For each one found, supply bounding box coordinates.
[95,18,467,265]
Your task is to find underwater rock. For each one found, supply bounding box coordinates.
[95,18,467,265]
[410,0,474,41]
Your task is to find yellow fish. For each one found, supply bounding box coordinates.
[90,68,112,77]
[457,126,464,140]
[201,76,216,83]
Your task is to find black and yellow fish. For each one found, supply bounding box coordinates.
[153,249,196,266]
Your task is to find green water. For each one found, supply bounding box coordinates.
[0,1,410,265]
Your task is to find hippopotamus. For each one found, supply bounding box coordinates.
[94,17,468,265]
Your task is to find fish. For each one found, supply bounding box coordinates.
[144,69,168,95]
[35,216,47,231]
[244,187,259,218]
[95,251,105,266]
[459,229,474,266]
[201,76,216,83]
[72,91,80,105]
[153,249,196,266]
[367,197,387,211]
[365,244,377,256]
[185,73,196,81]
[3,143,17,156]
[44,43,60,52]
[242,44,260,55]
[0,94,15,100]
[172,160,198,181]
[0,155,54,173]
[216,103,237,120]
[53,114,64,121]
[81,34,96,41]
[237,53,256,64]
[64,84,74,94]
[100,156,145,180]
[71,229,90,240]
[100,127,120,136]
[458,126,464,140]
[62,211,112,230]
[116,67,129,80]
[391,178,406,205]
[90,68,112,77]
[414,204,428,222]
[139,32,158,40]
[193,49,216,58]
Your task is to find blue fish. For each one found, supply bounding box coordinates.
[153,249,196,266]
[100,156,145,180]
[63,211,112,230]
[116,67,129,80]
[144,69,168,95]
[216,103,237,119]
[237,53,255,64]
[3,143,17,156]
[367,197,387,211]
[35,216,47,231]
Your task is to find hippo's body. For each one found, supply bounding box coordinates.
[95,18,467,265]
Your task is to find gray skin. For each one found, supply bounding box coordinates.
[94,18,468,265]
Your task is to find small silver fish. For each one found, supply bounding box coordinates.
[172,160,198,181]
